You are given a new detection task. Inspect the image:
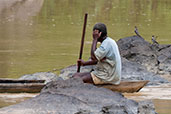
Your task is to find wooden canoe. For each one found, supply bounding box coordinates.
[97,80,149,93]
[0,78,45,83]
[0,78,45,93]
[0,78,148,93]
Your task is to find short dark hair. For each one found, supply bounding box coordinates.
[93,23,107,37]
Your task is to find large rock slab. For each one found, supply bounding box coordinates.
[0,78,157,114]
[117,35,171,76]
[121,58,168,85]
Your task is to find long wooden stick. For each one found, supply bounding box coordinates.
[77,13,88,72]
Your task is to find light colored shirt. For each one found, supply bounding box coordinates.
[92,37,121,85]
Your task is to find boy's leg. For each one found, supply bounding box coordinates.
[72,72,94,84]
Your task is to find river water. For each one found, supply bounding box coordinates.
[0,0,171,113]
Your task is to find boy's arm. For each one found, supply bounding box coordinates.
[78,30,102,66]
[91,30,101,61]
[78,59,97,66]
[91,39,98,61]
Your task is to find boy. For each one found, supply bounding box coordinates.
[73,23,121,85]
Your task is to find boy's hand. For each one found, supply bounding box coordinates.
[77,59,85,66]
[93,30,102,40]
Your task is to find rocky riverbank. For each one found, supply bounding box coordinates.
[0,35,170,114]
[0,78,157,114]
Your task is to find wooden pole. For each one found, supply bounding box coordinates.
[77,13,88,72]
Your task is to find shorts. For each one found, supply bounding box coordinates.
[91,73,106,85]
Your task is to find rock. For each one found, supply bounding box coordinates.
[19,72,59,84]
[117,35,171,76]
[0,78,157,114]
[59,65,95,80]
[157,45,171,75]
[121,58,168,85]
[138,100,157,114]
[117,36,158,74]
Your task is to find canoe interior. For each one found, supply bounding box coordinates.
[96,80,149,93]
[0,78,45,83]
[0,78,45,93]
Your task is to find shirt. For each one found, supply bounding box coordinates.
[92,37,121,85]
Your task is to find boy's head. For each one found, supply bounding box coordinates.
[93,23,107,37]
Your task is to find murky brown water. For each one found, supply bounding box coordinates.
[124,83,171,114]
[0,0,171,113]
[153,99,171,114]
[0,0,171,78]
[0,93,38,108]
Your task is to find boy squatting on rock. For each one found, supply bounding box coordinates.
[73,23,121,85]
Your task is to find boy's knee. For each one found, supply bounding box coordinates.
[72,73,80,78]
